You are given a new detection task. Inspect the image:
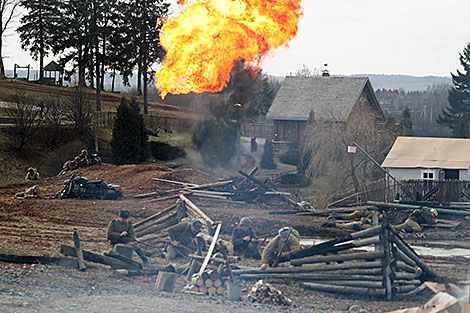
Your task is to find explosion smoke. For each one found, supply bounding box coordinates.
[154,0,303,99]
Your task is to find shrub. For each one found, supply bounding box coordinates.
[279,173,306,185]
[260,140,276,169]
[279,151,300,166]
[111,97,148,164]
[150,142,186,161]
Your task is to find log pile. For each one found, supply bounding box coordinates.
[133,167,313,210]
[233,223,437,300]
[247,280,292,306]
[185,270,229,296]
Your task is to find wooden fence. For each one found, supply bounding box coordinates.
[92,111,197,134]
[330,179,470,207]
[240,122,273,139]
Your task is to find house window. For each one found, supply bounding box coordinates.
[422,170,434,180]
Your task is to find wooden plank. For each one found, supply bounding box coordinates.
[135,217,179,238]
[133,204,177,228]
[152,178,198,187]
[142,192,193,203]
[198,223,222,275]
[73,230,86,272]
[155,271,177,292]
[179,194,214,224]
[60,245,142,270]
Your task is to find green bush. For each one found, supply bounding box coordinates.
[150,142,186,161]
[279,173,306,185]
[111,97,148,164]
[260,140,276,169]
[279,151,300,166]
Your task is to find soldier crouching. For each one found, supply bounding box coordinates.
[106,209,148,264]
[260,227,300,270]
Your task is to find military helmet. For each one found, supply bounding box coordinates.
[191,219,203,230]
[181,217,191,224]
[119,210,131,219]
[278,227,291,238]
[430,208,438,216]
[74,156,81,161]
[81,149,88,155]
[240,217,252,226]
[28,167,35,172]
[213,252,223,259]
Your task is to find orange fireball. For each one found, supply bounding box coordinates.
[154,0,303,99]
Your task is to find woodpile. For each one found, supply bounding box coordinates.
[247,280,292,306]
[133,167,313,210]
[185,271,229,296]
[233,222,437,300]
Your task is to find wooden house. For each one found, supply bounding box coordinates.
[382,136,470,181]
[266,76,385,150]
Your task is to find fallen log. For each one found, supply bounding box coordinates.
[60,245,141,271]
[393,279,421,285]
[73,230,86,272]
[389,227,437,278]
[0,254,66,265]
[393,284,419,293]
[291,251,384,266]
[135,217,179,238]
[142,192,193,203]
[135,210,177,233]
[233,260,382,275]
[392,271,421,280]
[316,280,383,288]
[368,201,470,216]
[392,246,417,268]
[302,282,386,296]
[152,178,198,187]
[179,194,214,224]
[133,204,177,229]
[391,260,418,273]
[394,284,427,298]
[240,273,384,281]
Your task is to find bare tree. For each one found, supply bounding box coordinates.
[291,64,320,77]
[64,86,92,138]
[0,0,19,77]
[5,92,48,150]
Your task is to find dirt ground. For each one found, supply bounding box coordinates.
[1,163,470,312]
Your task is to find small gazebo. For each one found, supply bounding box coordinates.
[42,61,63,86]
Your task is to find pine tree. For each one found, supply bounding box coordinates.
[17,0,61,81]
[260,139,276,169]
[111,97,148,164]
[437,43,470,137]
[399,107,413,136]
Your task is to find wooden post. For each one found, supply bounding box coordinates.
[381,223,392,300]
[179,194,214,224]
[73,230,86,272]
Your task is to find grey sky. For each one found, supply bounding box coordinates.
[3,0,470,77]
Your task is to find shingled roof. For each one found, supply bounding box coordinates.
[267,76,380,121]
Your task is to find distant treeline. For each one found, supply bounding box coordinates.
[376,83,451,137]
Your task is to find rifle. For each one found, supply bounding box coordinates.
[271,228,291,267]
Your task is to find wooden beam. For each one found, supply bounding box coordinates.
[179,194,214,224]
[198,223,221,275]
[73,230,86,272]
[291,251,384,266]
[60,245,142,271]
[152,178,198,187]
[133,204,177,228]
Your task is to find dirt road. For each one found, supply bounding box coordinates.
[1,163,470,312]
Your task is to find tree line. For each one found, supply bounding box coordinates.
[7,0,170,113]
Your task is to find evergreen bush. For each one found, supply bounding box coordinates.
[111,97,148,164]
[149,142,186,161]
[260,139,276,169]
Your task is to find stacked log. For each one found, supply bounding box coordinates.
[186,271,228,296]
[133,168,311,210]
[233,222,436,300]
[247,280,292,306]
